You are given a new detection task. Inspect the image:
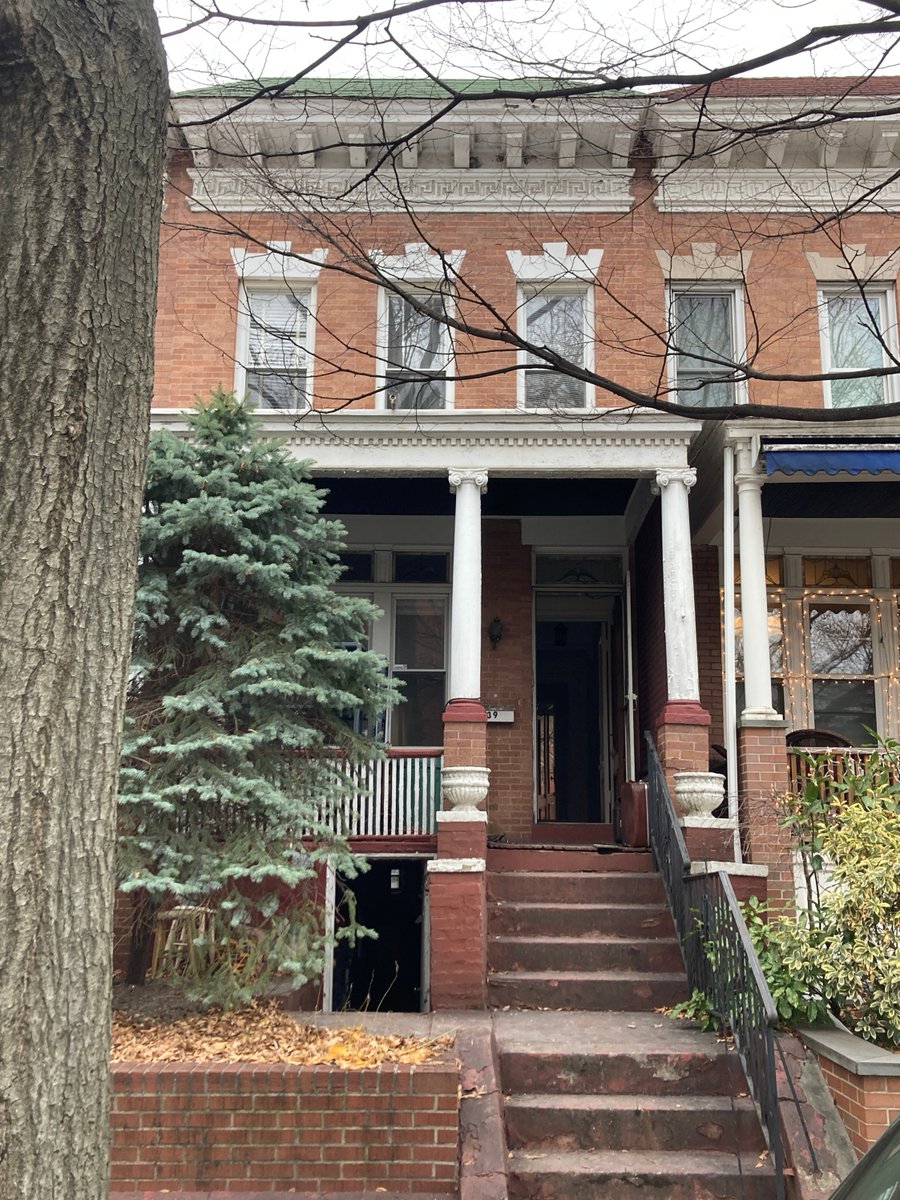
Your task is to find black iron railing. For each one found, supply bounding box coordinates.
[645,734,785,1200]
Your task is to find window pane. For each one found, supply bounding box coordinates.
[809,604,873,675]
[736,680,785,716]
[734,557,783,585]
[827,293,886,409]
[248,292,308,370]
[893,559,900,588]
[247,371,306,410]
[340,553,374,582]
[535,556,623,585]
[394,598,445,670]
[523,293,587,408]
[385,375,445,410]
[803,557,871,587]
[393,553,449,583]
[811,679,877,745]
[734,606,783,674]
[673,292,734,406]
[524,371,586,409]
[392,673,445,746]
[387,293,451,373]
[525,293,585,366]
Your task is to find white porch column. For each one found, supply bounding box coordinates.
[734,441,780,721]
[447,468,487,700]
[654,468,701,704]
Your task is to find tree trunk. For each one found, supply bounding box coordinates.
[0,5,167,1198]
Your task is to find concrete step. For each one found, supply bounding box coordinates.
[487,870,665,905]
[507,1148,776,1200]
[489,969,688,1011]
[489,901,674,939]
[496,1012,744,1098]
[504,1092,765,1154]
[489,935,683,974]
[487,848,653,874]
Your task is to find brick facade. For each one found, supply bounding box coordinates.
[482,520,534,839]
[156,153,900,417]
[109,1058,459,1193]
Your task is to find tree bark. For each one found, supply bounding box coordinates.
[0,4,167,1198]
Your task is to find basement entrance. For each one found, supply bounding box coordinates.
[331,859,426,1012]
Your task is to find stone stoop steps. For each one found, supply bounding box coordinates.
[486,848,777,1199]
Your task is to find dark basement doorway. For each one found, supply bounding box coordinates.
[331,859,426,1013]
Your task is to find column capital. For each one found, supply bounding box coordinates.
[734,465,765,492]
[449,468,488,494]
[652,467,696,495]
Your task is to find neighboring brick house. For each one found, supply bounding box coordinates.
[156,76,900,1010]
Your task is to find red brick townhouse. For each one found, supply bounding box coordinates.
[156,76,900,1010]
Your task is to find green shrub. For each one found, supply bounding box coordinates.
[750,740,900,1048]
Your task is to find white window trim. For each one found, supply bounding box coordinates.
[817,283,898,410]
[375,286,458,412]
[666,281,748,408]
[231,241,326,411]
[515,283,596,411]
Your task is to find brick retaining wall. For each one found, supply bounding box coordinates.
[109,1057,460,1193]
[816,1053,900,1155]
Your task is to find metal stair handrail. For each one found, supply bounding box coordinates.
[644,733,785,1200]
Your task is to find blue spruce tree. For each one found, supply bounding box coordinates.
[118,390,397,1005]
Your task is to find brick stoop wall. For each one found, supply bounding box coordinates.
[816,1054,900,1155]
[109,1057,460,1194]
[800,1023,900,1156]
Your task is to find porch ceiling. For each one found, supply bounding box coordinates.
[317,476,636,516]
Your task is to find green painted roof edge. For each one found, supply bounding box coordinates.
[176,76,638,100]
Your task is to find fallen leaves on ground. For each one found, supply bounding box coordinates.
[112,1001,453,1067]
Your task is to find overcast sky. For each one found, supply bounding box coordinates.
[158,0,900,92]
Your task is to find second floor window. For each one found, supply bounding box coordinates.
[246,290,309,410]
[821,287,895,409]
[671,287,738,407]
[384,291,452,410]
[522,290,589,408]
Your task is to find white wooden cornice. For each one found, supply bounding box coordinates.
[150,408,701,474]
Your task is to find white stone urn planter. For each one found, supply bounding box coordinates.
[674,770,725,818]
[440,765,490,811]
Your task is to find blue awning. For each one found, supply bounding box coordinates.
[764,443,900,477]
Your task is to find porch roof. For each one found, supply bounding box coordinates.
[147,409,700,477]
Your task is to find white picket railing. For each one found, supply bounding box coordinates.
[331,749,442,837]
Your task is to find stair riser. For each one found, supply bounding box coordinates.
[490,906,674,939]
[505,1105,765,1154]
[489,939,683,974]
[487,849,653,873]
[488,874,665,905]
[489,975,688,1011]
[500,1052,744,1097]
[508,1168,775,1200]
